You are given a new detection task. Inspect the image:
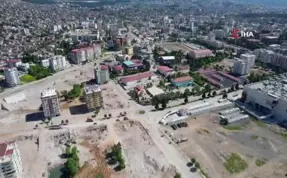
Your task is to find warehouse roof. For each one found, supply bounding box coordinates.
[157,66,173,72]
[171,76,193,83]
[120,71,154,83]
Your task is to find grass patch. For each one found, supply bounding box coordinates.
[253,119,266,127]
[223,125,243,131]
[95,173,104,178]
[251,135,259,140]
[20,74,36,84]
[224,153,248,173]
[197,128,210,134]
[255,159,266,167]
[280,132,287,141]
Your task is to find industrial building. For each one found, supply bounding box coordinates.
[4,67,20,88]
[0,141,22,178]
[94,65,110,84]
[242,73,287,121]
[41,88,60,118]
[119,71,158,88]
[158,56,175,65]
[84,85,103,111]
[232,53,255,75]
[171,76,193,87]
[188,49,213,59]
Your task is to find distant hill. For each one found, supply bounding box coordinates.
[233,0,287,7]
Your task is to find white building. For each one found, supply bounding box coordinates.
[71,49,86,64]
[94,66,110,84]
[49,55,67,71]
[41,88,60,118]
[71,45,101,64]
[232,53,255,75]
[41,59,50,68]
[4,67,20,88]
[0,141,22,178]
[254,49,287,70]
[213,29,226,39]
[243,74,287,121]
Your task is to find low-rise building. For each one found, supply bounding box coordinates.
[158,56,175,65]
[188,49,213,59]
[41,88,60,118]
[157,66,174,77]
[171,76,193,87]
[84,85,103,111]
[0,141,22,178]
[119,71,157,87]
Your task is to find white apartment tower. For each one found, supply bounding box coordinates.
[41,88,60,118]
[4,67,20,88]
[94,66,110,84]
[0,141,22,178]
[49,56,67,71]
[233,53,256,75]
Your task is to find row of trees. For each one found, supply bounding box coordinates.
[65,146,80,177]
[248,72,268,83]
[61,84,84,100]
[188,52,227,71]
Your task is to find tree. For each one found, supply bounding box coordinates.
[220,118,229,125]
[212,91,217,96]
[222,92,228,99]
[184,88,190,97]
[35,124,38,128]
[28,64,52,80]
[104,114,107,118]
[195,162,201,169]
[184,96,188,104]
[61,120,64,125]
[235,83,239,90]
[231,85,235,91]
[65,119,69,125]
[162,101,167,109]
[208,92,211,97]
[202,92,206,99]
[155,103,159,110]
[66,158,79,177]
[204,84,212,93]
[109,114,112,118]
[65,147,71,156]
[174,172,181,178]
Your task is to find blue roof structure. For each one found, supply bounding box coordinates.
[123,61,134,66]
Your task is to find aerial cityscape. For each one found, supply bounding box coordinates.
[1,0,287,178]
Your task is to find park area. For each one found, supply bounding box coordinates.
[163,111,287,178]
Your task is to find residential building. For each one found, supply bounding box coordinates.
[171,76,193,87]
[49,55,67,71]
[0,141,22,178]
[157,66,174,77]
[41,88,60,118]
[41,59,50,68]
[213,29,226,39]
[71,49,86,64]
[94,65,110,84]
[254,49,287,70]
[123,46,133,55]
[4,67,20,88]
[6,59,22,68]
[123,60,143,70]
[84,47,94,61]
[84,85,103,111]
[232,53,255,75]
[242,73,287,121]
[188,49,213,59]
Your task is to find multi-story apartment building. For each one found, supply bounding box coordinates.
[41,88,60,118]
[71,49,86,64]
[49,55,67,71]
[254,49,287,70]
[0,141,22,178]
[232,53,255,75]
[4,67,20,88]
[84,85,103,111]
[70,45,101,64]
[84,47,94,61]
[94,65,110,84]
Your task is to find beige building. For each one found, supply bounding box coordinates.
[41,88,60,118]
[84,85,103,111]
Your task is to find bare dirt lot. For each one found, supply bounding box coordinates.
[163,112,287,178]
[114,120,177,178]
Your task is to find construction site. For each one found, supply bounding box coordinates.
[162,110,287,178]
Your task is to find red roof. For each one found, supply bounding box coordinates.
[7,59,21,63]
[172,76,193,83]
[0,143,7,157]
[157,66,173,72]
[131,59,141,63]
[5,149,13,156]
[113,65,123,71]
[120,71,154,83]
[101,65,108,70]
[135,85,144,91]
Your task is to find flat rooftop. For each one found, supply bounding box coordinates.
[247,73,287,100]
[41,88,57,98]
[84,85,101,94]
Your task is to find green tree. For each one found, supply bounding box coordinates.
[184,96,188,104]
[212,91,217,96]
[184,88,190,97]
[202,92,206,99]
[65,147,71,156]
[66,158,79,177]
[174,172,181,178]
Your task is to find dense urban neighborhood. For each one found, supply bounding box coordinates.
[1,0,287,178]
